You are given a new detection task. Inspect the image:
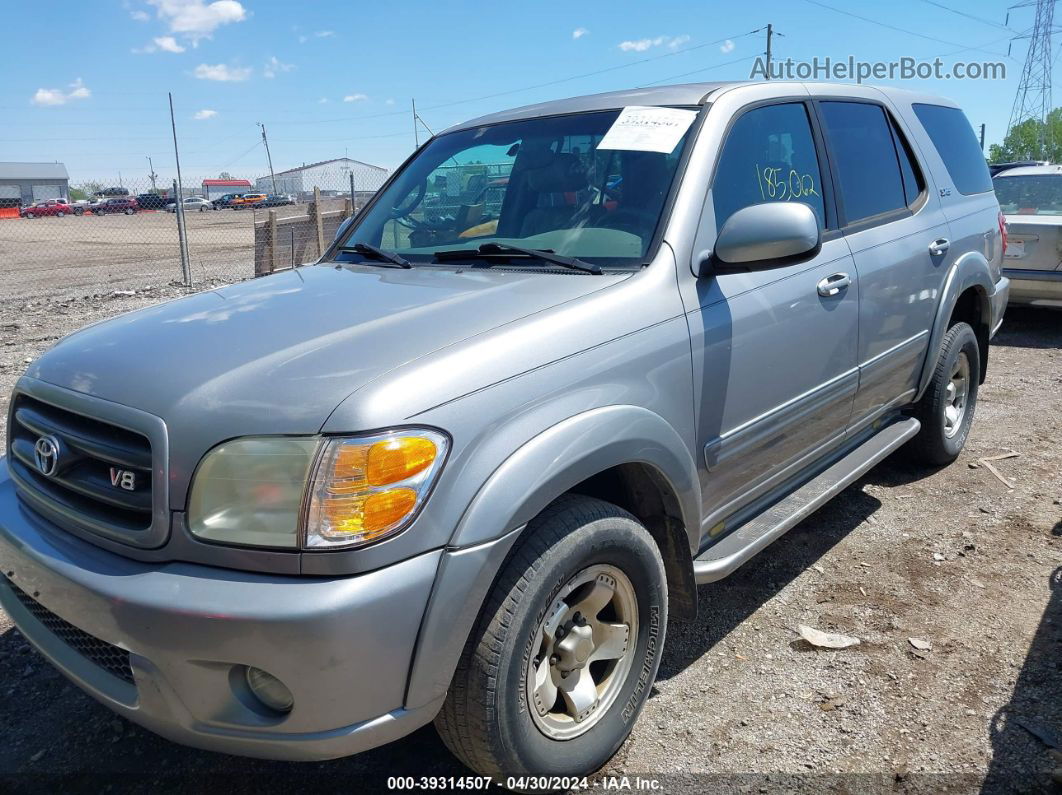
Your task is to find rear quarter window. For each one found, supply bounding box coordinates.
[912,104,992,195]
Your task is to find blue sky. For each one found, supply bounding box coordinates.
[1,0,1048,187]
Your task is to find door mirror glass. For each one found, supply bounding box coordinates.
[334,214,355,242]
[711,201,820,268]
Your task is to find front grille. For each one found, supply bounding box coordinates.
[7,393,153,541]
[6,577,135,685]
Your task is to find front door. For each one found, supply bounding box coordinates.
[682,100,860,540]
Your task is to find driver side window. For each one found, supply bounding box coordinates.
[712,102,827,230]
[380,143,518,250]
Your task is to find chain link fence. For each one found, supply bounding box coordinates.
[0,165,384,301]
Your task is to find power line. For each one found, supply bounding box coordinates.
[800,0,1012,57]
[920,0,1017,32]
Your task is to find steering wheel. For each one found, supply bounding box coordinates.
[389,180,427,220]
[595,208,657,236]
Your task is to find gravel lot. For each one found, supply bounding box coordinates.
[0,287,1058,793]
[0,199,355,300]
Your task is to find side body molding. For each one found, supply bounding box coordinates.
[404,405,701,711]
[915,250,994,401]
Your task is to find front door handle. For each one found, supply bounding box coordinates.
[817,272,851,297]
[929,238,950,256]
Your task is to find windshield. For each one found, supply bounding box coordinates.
[335,108,697,268]
[994,174,1062,216]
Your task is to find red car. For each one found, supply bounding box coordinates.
[93,197,139,215]
[20,199,74,218]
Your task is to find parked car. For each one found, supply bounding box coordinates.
[989,160,1046,177]
[211,193,244,210]
[231,192,267,209]
[258,193,296,208]
[0,82,1008,782]
[166,196,213,213]
[92,197,139,215]
[137,193,169,210]
[93,187,130,197]
[19,199,74,218]
[992,164,1062,307]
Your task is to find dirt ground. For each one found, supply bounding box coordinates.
[0,199,347,300]
[0,288,1058,794]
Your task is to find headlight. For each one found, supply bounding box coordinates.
[186,429,448,550]
[304,429,448,549]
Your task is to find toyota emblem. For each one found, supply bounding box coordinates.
[33,435,61,477]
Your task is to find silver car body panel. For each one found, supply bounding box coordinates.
[0,81,1009,759]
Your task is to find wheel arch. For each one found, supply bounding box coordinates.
[404,406,700,711]
[916,251,994,400]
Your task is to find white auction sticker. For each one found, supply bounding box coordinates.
[597,106,698,154]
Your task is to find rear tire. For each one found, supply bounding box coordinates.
[908,321,980,466]
[435,495,666,784]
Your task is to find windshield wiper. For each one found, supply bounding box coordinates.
[339,242,412,269]
[433,242,602,274]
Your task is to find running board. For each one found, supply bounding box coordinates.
[692,417,921,584]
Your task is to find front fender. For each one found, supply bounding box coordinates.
[403,405,700,711]
[448,404,700,551]
[916,249,994,400]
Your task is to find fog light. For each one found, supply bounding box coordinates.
[244,666,294,713]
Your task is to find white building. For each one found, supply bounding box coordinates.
[255,157,388,197]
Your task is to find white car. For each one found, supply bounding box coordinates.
[166,196,212,213]
[994,164,1062,306]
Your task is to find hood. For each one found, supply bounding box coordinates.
[27,263,620,440]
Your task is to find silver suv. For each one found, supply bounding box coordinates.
[0,82,1009,783]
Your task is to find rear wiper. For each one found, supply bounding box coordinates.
[434,242,602,274]
[338,242,412,269]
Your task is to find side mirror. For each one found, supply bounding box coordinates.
[333,214,355,243]
[707,202,821,272]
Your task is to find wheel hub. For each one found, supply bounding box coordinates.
[525,565,638,740]
[943,352,971,438]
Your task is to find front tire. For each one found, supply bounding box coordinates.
[908,321,980,465]
[435,495,666,784]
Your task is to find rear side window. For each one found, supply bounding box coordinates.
[819,101,907,224]
[712,102,827,230]
[912,103,992,195]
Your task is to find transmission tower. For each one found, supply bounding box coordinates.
[1006,0,1058,159]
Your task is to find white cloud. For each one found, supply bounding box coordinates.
[130,9,150,21]
[263,56,295,78]
[194,108,218,119]
[720,39,735,54]
[193,63,251,81]
[147,0,246,44]
[343,93,368,102]
[618,34,690,52]
[572,27,588,40]
[31,78,91,106]
[315,30,334,38]
[385,98,395,105]
[154,35,186,52]
[318,97,329,104]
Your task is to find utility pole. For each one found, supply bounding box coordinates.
[765,24,774,80]
[979,123,986,151]
[259,122,278,194]
[168,92,191,286]
[146,156,158,193]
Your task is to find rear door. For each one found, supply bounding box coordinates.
[815,96,949,433]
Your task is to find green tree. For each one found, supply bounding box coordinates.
[218,171,233,179]
[69,186,88,201]
[989,108,1062,162]
[74,180,103,198]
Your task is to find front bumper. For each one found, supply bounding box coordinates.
[0,460,444,761]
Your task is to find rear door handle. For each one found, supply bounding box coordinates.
[929,238,950,256]
[817,272,851,297]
